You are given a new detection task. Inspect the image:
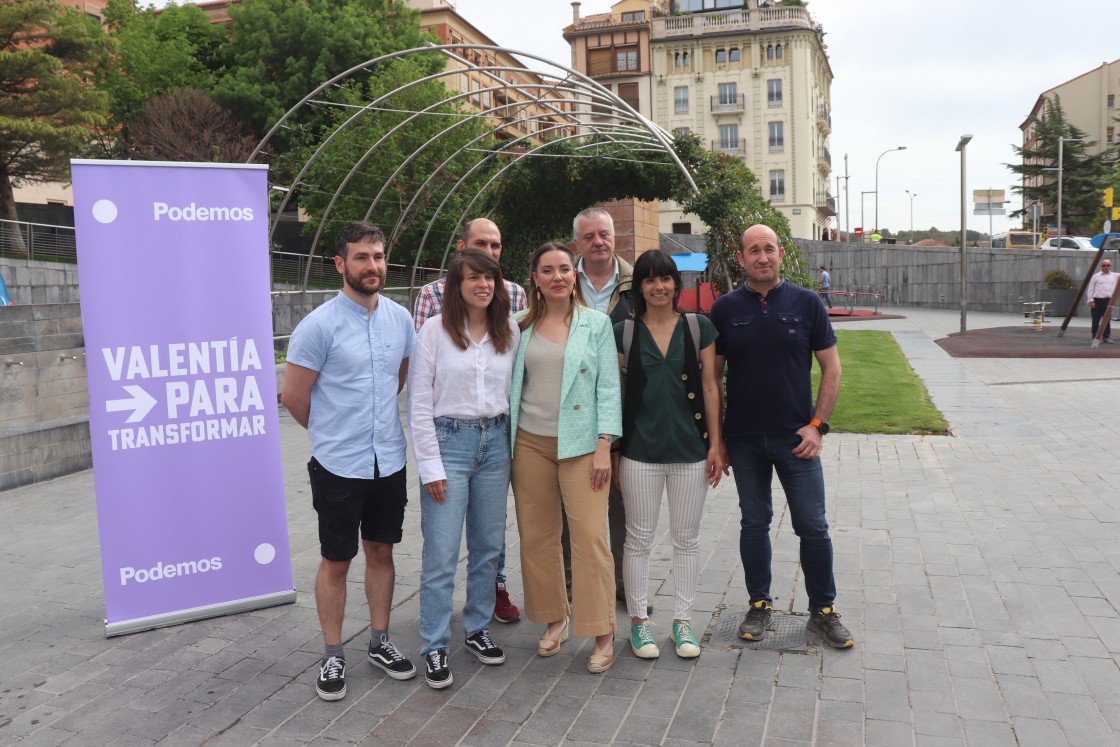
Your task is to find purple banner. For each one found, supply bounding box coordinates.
[71,161,294,636]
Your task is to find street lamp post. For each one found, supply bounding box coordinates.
[956,135,972,333]
[874,146,907,232]
[843,153,851,241]
[860,190,875,242]
[1055,136,1083,245]
[905,189,917,240]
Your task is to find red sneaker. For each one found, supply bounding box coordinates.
[494,582,520,623]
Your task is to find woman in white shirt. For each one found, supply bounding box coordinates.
[408,248,520,690]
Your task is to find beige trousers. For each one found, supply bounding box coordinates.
[511,429,616,638]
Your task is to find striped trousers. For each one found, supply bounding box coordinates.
[619,458,708,621]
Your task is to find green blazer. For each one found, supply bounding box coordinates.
[509,305,622,459]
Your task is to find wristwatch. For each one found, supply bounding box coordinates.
[809,418,830,435]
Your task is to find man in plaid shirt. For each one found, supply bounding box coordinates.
[413,217,527,625]
[413,218,526,330]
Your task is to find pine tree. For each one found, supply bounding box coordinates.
[1007,96,1111,236]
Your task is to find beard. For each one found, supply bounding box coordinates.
[343,267,383,296]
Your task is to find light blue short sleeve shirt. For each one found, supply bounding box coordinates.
[287,291,415,479]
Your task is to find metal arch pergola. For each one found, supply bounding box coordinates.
[248,44,699,293]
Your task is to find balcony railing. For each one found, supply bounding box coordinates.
[653,6,814,39]
[818,147,831,168]
[711,139,747,155]
[710,93,745,113]
[814,192,836,216]
[817,105,831,129]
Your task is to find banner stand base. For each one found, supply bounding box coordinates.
[105,589,297,638]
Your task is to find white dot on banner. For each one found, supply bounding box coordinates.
[254,543,276,565]
[92,200,118,224]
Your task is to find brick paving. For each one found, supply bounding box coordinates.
[2,308,1119,745]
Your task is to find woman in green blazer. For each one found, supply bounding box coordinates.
[509,242,622,674]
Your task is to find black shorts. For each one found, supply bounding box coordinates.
[308,457,408,561]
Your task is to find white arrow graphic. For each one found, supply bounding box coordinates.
[105,385,157,423]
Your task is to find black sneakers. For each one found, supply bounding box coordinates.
[465,629,506,665]
[738,600,773,641]
[368,638,417,680]
[316,656,346,701]
[807,607,854,648]
[424,648,453,689]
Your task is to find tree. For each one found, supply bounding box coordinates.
[671,133,805,290]
[130,88,255,163]
[486,132,808,291]
[1008,96,1112,236]
[212,0,440,147]
[0,0,109,253]
[294,60,500,271]
[93,0,226,158]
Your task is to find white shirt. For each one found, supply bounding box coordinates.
[1087,270,1119,301]
[407,314,520,484]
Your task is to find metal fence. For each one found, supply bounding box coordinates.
[0,219,77,262]
[0,220,445,295]
[270,251,445,293]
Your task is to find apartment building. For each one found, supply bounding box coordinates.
[1020,59,1120,222]
[411,0,577,147]
[564,0,833,241]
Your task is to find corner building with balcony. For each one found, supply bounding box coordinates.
[635,1,833,240]
[653,1,833,240]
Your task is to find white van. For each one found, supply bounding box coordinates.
[1038,236,1095,251]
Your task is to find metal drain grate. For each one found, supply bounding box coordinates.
[709,606,808,652]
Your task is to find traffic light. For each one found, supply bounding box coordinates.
[1113,206,1120,221]
[1105,188,1114,207]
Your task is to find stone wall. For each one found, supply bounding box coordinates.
[795,240,1114,313]
[0,303,91,491]
[0,257,80,305]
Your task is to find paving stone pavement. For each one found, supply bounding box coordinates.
[3,308,1120,746]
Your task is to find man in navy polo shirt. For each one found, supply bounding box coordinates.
[710,224,853,649]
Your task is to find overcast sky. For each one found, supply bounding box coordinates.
[158,0,1117,236]
[455,0,1119,237]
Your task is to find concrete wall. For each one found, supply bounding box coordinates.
[0,258,80,306]
[0,303,91,491]
[796,240,1115,313]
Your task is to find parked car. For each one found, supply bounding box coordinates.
[1038,236,1095,251]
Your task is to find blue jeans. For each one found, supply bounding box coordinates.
[726,435,836,612]
[419,415,510,653]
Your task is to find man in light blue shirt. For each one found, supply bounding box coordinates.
[282,221,418,701]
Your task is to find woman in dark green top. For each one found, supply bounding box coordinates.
[612,250,726,659]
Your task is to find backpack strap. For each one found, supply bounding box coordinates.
[684,313,701,367]
[620,318,635,376]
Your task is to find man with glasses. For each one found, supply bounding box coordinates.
[1087,260,1117,343]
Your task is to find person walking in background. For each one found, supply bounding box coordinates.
[1087,259,1117,343]
[413,217,525,624]
[509,242,621,674]
[710,224,854,650]
[408,248,519,689]
[818,265,833,309]
[613,250,726,660]
[281,221,417,701]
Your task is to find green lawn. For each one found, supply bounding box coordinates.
[812,330,949,435]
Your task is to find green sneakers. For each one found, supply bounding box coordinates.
[629,620,659,658]
[671,620,700,658]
